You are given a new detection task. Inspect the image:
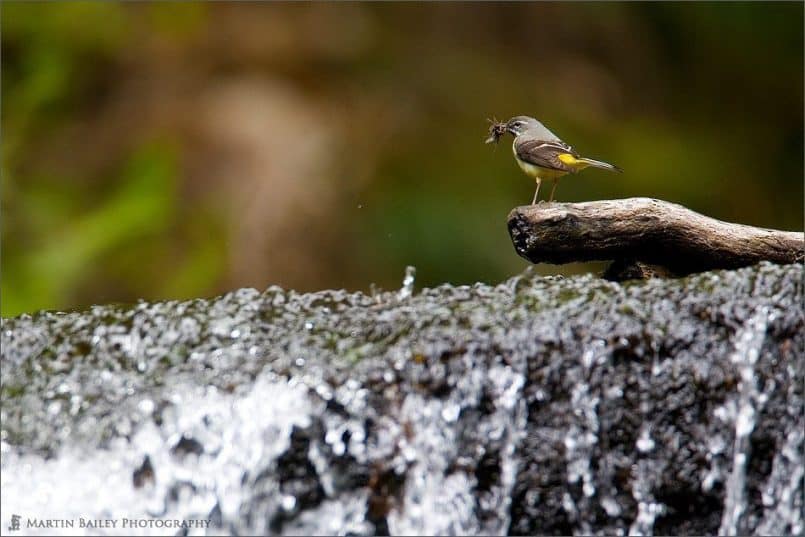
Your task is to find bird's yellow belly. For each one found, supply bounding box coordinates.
[514,155,567,181]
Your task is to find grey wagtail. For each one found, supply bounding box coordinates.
[486,116,621,204]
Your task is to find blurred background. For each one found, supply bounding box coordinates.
[2,2,802,317]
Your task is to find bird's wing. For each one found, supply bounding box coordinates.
[515,139,579,173]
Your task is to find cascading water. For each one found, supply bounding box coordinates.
[718,306,769,536]
[1,262,802,536]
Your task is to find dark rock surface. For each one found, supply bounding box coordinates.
[1,262,803,535]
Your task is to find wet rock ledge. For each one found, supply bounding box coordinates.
[1,262,803,536]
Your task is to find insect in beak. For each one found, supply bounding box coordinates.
[485,117,506,144]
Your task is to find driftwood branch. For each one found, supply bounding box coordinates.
[507,197,804,276]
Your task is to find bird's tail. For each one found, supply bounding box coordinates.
[578,157,622,173]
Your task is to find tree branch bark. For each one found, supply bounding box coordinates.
[507,197,804,276]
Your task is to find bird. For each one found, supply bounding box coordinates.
[486,115,621,204]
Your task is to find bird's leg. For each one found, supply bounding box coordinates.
[548,179,558,202]
[532,179,542,205]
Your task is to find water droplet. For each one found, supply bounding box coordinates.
[315,384,332,400]
[398,266,416,300]
[601,496,622,517]
[636,427,655,453]
[708,435,726,455]
[702,468,720,492]
[402,445,417,462]
[441,404,460,423]
[47,401,62,416]
[138,399,155,415]
[281,495,297,511]
[735,404,755,438]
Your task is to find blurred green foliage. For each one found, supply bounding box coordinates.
[2,2,802,317]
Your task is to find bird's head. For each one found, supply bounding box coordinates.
[485,115,555,144]
[505,116,542,137]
